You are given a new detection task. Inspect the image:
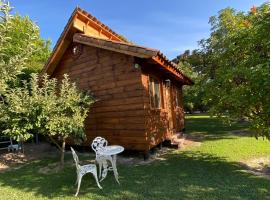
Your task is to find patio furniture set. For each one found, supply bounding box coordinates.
[71,136,124,196]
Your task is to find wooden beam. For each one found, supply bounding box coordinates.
[73,37,153,58]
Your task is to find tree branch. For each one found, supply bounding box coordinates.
[48,135,62,151]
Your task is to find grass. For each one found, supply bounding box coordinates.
[185,114,270,161]
[0,114,270,199]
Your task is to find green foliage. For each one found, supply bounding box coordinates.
[2,74,93,141]
[0,0,51,94]
[2,73,94,166]
[175,3,270,137]
[2,81,39,141]
[39,74,93,142]
[0,1,90,167]
[200,3,270,138]
[174,50,208,113]
[10,15,51,81]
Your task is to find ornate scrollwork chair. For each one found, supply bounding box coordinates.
[70,147,102,196]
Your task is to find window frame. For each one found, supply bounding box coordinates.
[148,76,163,109]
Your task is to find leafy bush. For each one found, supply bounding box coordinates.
[2,74,94,167]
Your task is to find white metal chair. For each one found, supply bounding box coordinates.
[91,137,119,183]
[70,147,102,196]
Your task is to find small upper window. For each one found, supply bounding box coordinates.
[176,87,182,108]
[149,77,162,108]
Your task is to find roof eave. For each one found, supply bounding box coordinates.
[152,54,194,85]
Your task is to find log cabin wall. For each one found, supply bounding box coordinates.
[52,43,149,151]
[141,65,185,148]
[171,84,185,132]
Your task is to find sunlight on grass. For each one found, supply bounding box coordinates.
[191,136,270,162]
[0,114,270,199]
[185,114,270,162]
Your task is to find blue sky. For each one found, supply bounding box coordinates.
[10,0,266,59]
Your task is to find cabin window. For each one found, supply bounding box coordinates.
[176,87,182,108]
[149,77,162,108]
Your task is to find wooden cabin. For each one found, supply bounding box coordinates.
[42,7,193,155]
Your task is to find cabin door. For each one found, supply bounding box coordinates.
[165,80,175,133]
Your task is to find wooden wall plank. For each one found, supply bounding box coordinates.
[52,44,149,151]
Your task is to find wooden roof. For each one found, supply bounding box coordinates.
[42,7,193,85]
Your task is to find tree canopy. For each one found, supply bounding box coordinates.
[0,0,51,94]
[174,3,270,138]
[174,50,208,113]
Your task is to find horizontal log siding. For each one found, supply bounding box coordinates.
[52,44,148,151]
[171,85,185,132]
[141,72,168,149]
[141,66,185,149]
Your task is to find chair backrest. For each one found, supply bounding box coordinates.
[70,147,80,170]
[91,137,108,155]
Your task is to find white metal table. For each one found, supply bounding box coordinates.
[99,145,124,183]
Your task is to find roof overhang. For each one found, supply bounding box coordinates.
[73,33,158,58]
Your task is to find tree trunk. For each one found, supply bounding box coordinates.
[60,139,66,169]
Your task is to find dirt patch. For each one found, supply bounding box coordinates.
[117,147,173,166]
[185,133,206,142]
[0,142,58,172]
[179,138,202,149]
[38,160,76,174]
[231,129,252,136]
[240,156,270,179]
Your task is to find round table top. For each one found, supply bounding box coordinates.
[100,145,124,156]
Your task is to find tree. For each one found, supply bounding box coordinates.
[0,0,51,94]
[11,15,51,81]
[39,74,94,168]
[174,50,208,113]
[174,3,270,137]
[2,74,94,167]
[0,0,51,139]
[200,3,270,138]
[0,1,91,167]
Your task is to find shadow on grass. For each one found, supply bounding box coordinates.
[0,151,269,200]
[185,116,250,142]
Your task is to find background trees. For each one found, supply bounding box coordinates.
[173,50,209,113]
[202,3,270,138]
[0,1,50,94]
[174,3,270,138]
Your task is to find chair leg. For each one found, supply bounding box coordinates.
[100,160,109,182]
[93,168,102,189]
[111,155,120,184]
[98,161,102,179]
[75,174,82,196]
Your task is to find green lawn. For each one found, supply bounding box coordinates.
[1,114,270,200]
